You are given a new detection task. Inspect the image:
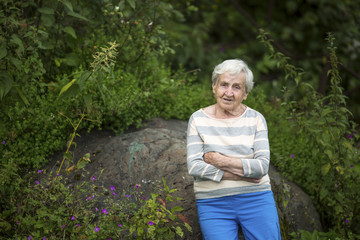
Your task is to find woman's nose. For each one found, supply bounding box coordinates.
[225,88,233,96]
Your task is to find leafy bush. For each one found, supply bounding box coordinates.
[2,167,190,239]
[259,30,360,238]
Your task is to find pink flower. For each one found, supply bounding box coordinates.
[102,209,108,215]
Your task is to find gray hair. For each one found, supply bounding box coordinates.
[211,59,254,93]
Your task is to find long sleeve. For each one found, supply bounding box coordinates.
[186,115,224,182]
[241,115,270,178]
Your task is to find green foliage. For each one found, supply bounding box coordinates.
[0,167,190,239]
[259,30,360,238]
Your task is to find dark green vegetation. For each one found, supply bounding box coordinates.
[1,0,359,239]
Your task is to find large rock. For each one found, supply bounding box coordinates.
[49,118,322,239]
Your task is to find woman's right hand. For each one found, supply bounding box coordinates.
[222,171,262,183]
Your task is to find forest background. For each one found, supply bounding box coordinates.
[0,0,359,239]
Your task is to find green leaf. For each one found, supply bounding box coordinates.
[321,163,331,176]
[38,7,55,15]
[65,53,80,66]
[170,206,183,212]
[59,79,76,96]
[62,1,73,12]
[319,188,328,200]
[68,11,89,22]
[127,0,136,9]
[0,73,12,100]
[63,26,77,39]
[14,86,30,105]
[0,45,7,59]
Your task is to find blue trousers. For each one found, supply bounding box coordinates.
[196,191,281,240]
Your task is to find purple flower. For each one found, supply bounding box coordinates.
[42,237,46,240]
[136,184,139,188]
[158,209,162,212]
[2,141,5,145]
[110,185,115,191]
[62,224,66,229]
[75,224,81,227]
[118,223,122,227]
[16,221,19,224]
[348,134,352,139]
[102,209,108,215]
[148,221,154,226]
[351,165,354,168]
[112,192,117,196]
[345,219,349,223]
[94,226,100,232]
[71,216,75,220]
[91,176,96,181]
[291,154,295,158]
[142,197,146,200]
[38,170,42,173]
[27,236,32,240]
[95,208,99,211]
[126,194,130,198]
[35,180,40,185]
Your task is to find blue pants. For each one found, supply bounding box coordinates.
[196,191,281,240]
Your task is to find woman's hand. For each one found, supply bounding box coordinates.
[204,151,244,176]
[203,152,223,168]
[222,171,262,183]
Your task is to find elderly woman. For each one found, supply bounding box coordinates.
[187,59,281,240]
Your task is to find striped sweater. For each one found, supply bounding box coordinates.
[186,107,271,199]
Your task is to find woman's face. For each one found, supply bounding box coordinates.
[212,72,248,112]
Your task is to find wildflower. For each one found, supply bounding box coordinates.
[43,237,46,240]
[126,194,130,198]
[345,219,349,223]
[112,192,117,196]
[94,226,100,232]
[148,221,154,226]
[102,209,108,215]
[35,180,40,185]
[348,134,352,139]
[2,141,5,145]
[136,184,139,188]
[142,197,146,200]
[95,208,99,211]
[351,165,354,168]
[38,170,42,173]
[62,224,66,229]
[118,224,122,227]
[110,185,115,191]
[71,216,75,220]
[27,236,32,240]
[16,221,19,224]
[158,209,162,212]
[91,176,96,181]
[291,154,295,158]
[75,224,81,227]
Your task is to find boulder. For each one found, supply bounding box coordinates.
[49,118,322,239]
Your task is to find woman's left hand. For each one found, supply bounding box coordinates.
[203,152,223,168]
